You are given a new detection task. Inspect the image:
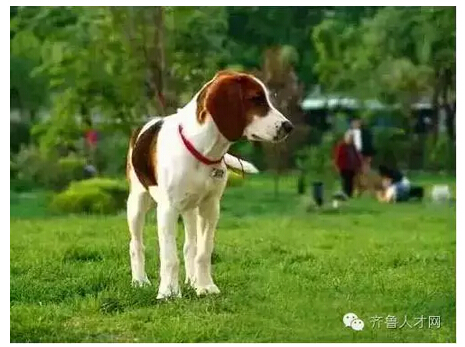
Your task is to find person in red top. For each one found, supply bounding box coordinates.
[85,128,99,149]
[334,131,362,198]
[83,119,99,169]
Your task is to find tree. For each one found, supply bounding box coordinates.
[10,8,50,121]
[312,7,455,140]
[11,6,232,154]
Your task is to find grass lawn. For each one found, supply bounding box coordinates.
[10,174,456,342]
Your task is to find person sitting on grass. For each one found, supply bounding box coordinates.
[376,165,411,203]
[334,131,362,199]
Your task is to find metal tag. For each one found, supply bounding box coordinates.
[211,168,225,179]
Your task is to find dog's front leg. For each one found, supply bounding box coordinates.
[182,208,198,286]
[195,197,220,296]
[156,203,181,299]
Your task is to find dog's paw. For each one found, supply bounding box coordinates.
[157,285,182,300]
[185,276,196,287]
[131,277,151,287]
[195,283,220,296]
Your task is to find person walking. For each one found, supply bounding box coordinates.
[334,131,362,198]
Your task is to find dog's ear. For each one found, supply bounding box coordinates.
[204,74,246,141]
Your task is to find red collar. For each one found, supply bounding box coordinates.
[178,124,223,165]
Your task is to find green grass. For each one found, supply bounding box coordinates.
[10,174,456,342]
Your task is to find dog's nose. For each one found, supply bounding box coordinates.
[281,121,294,134]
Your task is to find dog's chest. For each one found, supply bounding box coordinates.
[172,166,227,211]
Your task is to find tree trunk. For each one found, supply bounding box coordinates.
[273,144,280,198]
[443,68,455,141]
[29,109,37,123]
[431,69,440,141]
[150,7,166,116]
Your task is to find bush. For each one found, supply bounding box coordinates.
[423,134,455,173]
[55,156,87,189]
[50,178,128,214]
[372,127,408,169]
[50,187,116,214]
[50,170,246,214]
[93,131,130,176]
[12,145,87,191]
[68,178,128,204]
[10,121,31,154]
[297,133,337,183]
[12,145,53,191]
[296,133,337,197]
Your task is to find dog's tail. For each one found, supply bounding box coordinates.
[224,153,259,174]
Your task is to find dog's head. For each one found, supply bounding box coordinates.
[196,70,293,142]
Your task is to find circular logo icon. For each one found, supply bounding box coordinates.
[343,312,358,327]
[351,318,365,331]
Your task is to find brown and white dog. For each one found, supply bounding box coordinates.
[126,70,293,299]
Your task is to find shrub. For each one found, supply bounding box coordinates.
[68,178,128,205]
[297,133,337,184]
[50,187,116,214]
[11,145,87,191]
[10,159,18,180]
[423,134,455,173]
[50,178,128,214]
[68,177,127,191]
[55,156,87,189]
[372,127,408,169]
[12,145,53,191]
[93,131,130,176]
[10,120,31,154]
[50,171,245,214]
[296,133,338,198]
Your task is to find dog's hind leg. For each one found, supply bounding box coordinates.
[127,189,153,286]
[182,208,198,286]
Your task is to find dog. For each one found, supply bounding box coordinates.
[126,70,293,299]
[354,169,384,197]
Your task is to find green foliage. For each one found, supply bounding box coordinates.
[56,156,87,188]
[12,145,55,191]
[10,25,50,112]
[10,121,31,154]
[225,7,362,86]
[93,131,130,176]
[50,177,128,214]
[165,7,230,97]
[313,7,455,105]
[10,6,456,175]
[372,127,408,169]
[12,145,86,191]
[424,134,456,173]
[50,186,116,215]
[30,89,83,156]
[10,160,18,181]
[67,177,127,191]
[10,6,368,124]
[296,133,337,190]
[230,140,265,171]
